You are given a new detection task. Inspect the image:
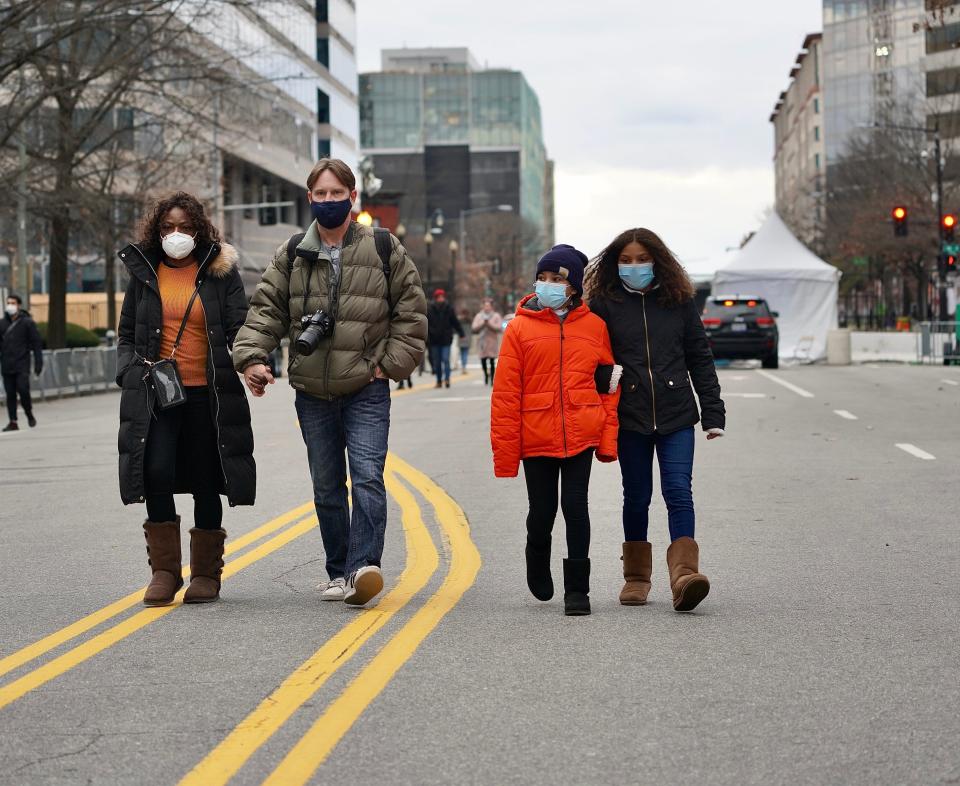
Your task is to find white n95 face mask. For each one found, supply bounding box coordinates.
[161,231,196,260]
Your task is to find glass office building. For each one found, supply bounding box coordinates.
[359,49,552,264]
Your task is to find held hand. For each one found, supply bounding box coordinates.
[706,428,725,440]
[370,365,388,382]
[243,363,275,397]
[596,453,617,463]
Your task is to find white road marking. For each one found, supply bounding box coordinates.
[726,393,766,398]
[727,375,747,381]
[429,396,490,403]
[896,443,936,460]
[834,410,858,420]
[941,379,959,386]
[755,370,815,398]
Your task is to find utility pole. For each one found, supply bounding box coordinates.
[17,137,29,309]
[935,128,949,321]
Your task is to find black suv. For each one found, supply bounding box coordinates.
[701,296,779,368]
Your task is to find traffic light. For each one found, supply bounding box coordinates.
[943,213,957,241]
[892,206,908,236]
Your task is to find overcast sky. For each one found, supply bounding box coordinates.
[356,1,823,265]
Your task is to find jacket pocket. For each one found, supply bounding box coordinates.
[520,391,555,453]
[567,387,605,442]
[660,372,691,390]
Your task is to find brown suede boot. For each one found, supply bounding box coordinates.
[666,537,710,612]
[619,541,652,606]
[142,519,183,606]
[183,528,226,603]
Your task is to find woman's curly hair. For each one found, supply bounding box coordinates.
[137,191,221,255]
[584,227,695,308]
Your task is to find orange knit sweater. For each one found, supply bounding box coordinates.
[158,261,208,387]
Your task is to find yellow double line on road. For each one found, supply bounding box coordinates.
[0,503,318,710]
[180,453,481,786]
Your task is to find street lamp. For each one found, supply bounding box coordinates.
[448,239,459,298]
[458,204,514,268]
[396,223,407,242]
[423,232,433,286]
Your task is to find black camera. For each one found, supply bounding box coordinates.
[296,309,334,355]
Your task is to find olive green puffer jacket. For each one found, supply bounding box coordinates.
[232,221,427,399]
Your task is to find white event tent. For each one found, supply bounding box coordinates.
[711,212,840,361]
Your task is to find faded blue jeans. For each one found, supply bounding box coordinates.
[295,379,391,579]
[618,427,696,543]
[429,343,451,384]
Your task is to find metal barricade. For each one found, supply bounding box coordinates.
[0,346,120,404]
[918,321,960,365]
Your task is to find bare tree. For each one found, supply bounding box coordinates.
[0,0,266,347]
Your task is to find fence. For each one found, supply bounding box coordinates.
[0,346,118,404]
[917,322,960,365]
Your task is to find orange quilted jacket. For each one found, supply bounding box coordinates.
[490,294,620,477]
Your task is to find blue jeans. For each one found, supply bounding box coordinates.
[429,343,451,384]
[295,379,391,579]
[459,346,469,370]
[618,427,695,543]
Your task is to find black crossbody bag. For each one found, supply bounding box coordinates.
[142,285,202,411]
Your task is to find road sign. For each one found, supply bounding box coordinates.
[943,242,960,255]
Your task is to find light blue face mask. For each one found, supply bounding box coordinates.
[619,263,654,291]
[534,280,571,310]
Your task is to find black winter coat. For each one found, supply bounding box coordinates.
[0,310,43,375]
[590,287,725,435]
[427,301,464,346]
[115,240,256,506]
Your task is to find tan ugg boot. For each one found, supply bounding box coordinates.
[666,537,710,612]
[619,541,652,606]
[142,519,183,606]
[183,528,226,603]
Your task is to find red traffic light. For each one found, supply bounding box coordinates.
[892,206,907,220]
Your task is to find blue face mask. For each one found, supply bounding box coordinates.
[535,280,571,310]
[619,263,654,291]
[311,197,353,229]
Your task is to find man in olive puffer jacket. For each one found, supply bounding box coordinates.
[233,158,426,607]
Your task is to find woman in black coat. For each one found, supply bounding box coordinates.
[116,191,255,606]
[585,228,725,613]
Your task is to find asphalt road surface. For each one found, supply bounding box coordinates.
[1,362,958,785]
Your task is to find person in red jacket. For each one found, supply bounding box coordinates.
[491,245,621,616]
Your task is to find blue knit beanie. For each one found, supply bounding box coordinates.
[535,244,587,295]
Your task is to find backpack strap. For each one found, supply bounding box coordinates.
[285,232,307,277]
[373,227,393,313]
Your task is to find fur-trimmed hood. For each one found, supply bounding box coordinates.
[206,243,238,279]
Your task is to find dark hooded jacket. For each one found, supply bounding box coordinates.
[0,309,43,375]
[115,240,255,506]
[589,286,725,435]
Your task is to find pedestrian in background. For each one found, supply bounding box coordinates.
[426,288,464,389]
[0,294,43,432]
[472,297,502,385]
[491,245,621,616]
[457,308,472,374]
[116,192,256,606]
[585,227,725,612]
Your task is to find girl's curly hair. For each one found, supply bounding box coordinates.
[137,191,221,255]
[584,227,695,308]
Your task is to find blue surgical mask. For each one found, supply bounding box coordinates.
[534,281,571,310]
[311,197,353,229]
[619,263,654,291]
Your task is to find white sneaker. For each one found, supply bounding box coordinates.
[318,577,346,601]
[343,566,384,606]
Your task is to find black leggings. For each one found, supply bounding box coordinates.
[481,357,496,384]
[522,448,594,560]
[3,371,32,422]
[144,386,223,529]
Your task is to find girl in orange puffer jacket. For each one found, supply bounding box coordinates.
[491,245,621,616]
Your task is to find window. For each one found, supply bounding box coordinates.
[815,153,821,169]
[316,37,329,67]
[814,97,820,114]
[926,21,960,55]
[315,0,327,22]
[927,67,960,98]
[317,88,330,124]
[814,126,820,141]
[318,138,331,158]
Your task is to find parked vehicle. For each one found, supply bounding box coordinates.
[701,295,779,368]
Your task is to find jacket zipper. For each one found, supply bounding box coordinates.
[641,294,657,431]
[559,319,568,455]
[323,255,335,396]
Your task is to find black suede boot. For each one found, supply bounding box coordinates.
[525,539,553,601]
[563,558,591,616]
